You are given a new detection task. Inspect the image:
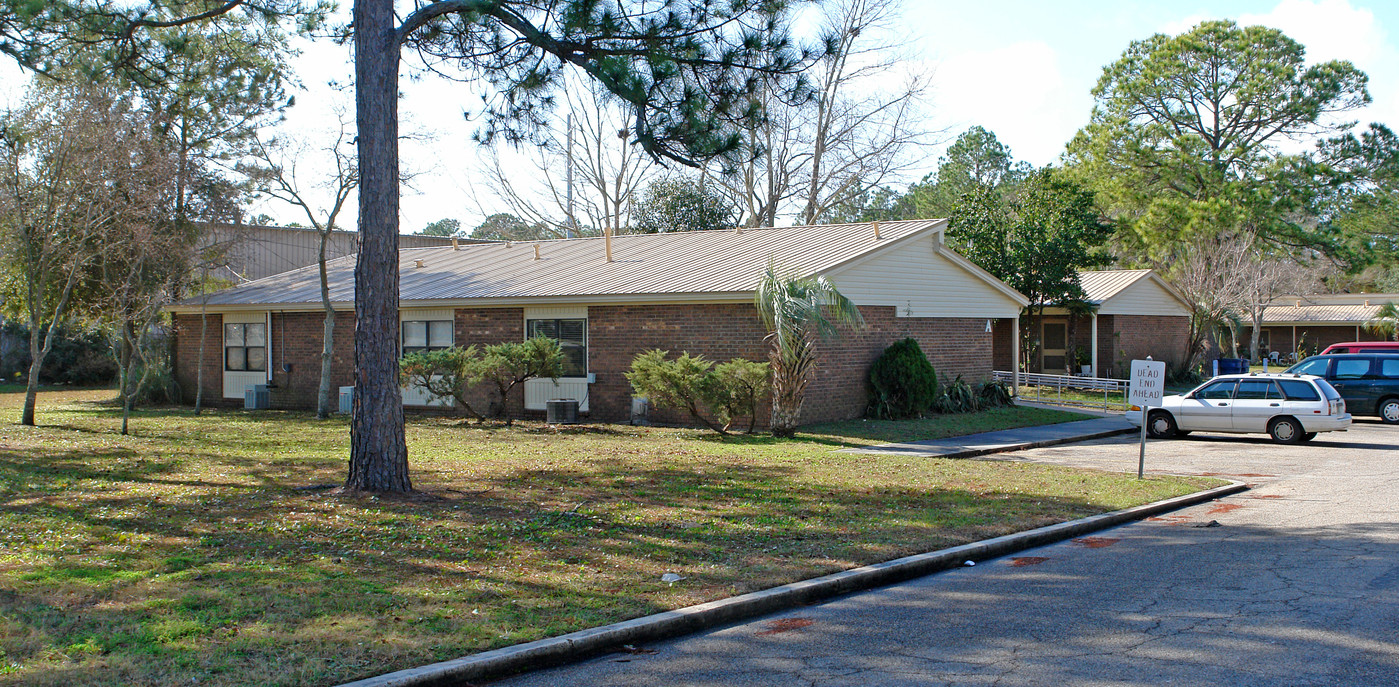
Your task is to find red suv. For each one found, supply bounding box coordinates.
[1321,341,1399,355]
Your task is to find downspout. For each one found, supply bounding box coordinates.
[1090,310,1099,377]
[266,311,273,384]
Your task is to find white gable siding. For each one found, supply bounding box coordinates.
[1098,279,1190,316]
[827,238,1023,318]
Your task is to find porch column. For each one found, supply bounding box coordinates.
[1012,316,1021,393]
[1292,325,1297,353]
[1090,311,1099,377]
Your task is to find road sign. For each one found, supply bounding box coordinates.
[1129,359,1167,408]
[1129,358,1167,479]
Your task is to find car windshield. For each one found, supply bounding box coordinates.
[1315,379,1342,400]
[1287,357,1328,376]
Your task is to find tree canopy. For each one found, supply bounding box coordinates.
[633,176,736,233]
[1066,19,1371,260]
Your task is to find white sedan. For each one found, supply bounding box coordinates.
[1127,373,1351,444]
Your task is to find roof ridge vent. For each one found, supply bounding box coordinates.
[871,221,882,240]
[414,259,425,269]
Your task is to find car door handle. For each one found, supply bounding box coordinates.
[1269,403,1280,407]
[1217,403,1228,407]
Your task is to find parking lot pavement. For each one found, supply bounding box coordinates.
[493,422,1399,687]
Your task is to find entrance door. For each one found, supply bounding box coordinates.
[1041,321,1068,374]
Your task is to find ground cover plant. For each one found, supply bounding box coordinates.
[0,389,1221,686]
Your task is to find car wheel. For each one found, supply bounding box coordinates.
[1379,397,1399,425]
[1147,411,1178,439]
[1300,432,1317,442]
[1269,417,1303,444]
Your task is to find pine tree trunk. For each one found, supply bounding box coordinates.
[345,0,411,493]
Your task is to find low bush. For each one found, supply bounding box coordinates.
[626,350,770,434]
[867,338,939,419]
[933,376,979,414]
[975,379,1015,409]
[399,346,485,420]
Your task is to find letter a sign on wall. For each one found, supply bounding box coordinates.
[1129,358,1166,478]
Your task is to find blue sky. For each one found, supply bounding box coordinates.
[4,0,1396,231]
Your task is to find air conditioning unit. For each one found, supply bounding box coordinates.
[546,399,579,424]
[338,386,354,414]
[244,384,270,410]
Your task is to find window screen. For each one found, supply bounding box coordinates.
[527,318,587,377]
[1235,380,1281,400]
[1278,380,1321,401]
[224,323,267,372]
[1334,359,1370,379]
[402,320,453,356]
[1197,381,1236,400]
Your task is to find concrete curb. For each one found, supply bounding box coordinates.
[850,426,1136,459]
[337,480,1247,687]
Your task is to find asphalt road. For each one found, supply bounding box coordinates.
[491,421,1399,687]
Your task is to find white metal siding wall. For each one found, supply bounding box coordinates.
[827,237,1024,318]
[522,306,590,412]
[222,311,269,399]
[1098,280,1191,316]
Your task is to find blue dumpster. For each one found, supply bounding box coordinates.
[1215,358,1248,375]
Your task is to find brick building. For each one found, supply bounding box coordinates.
[168,219,1030,426]
[992,269,1192,378]
[1242,293,1398,360]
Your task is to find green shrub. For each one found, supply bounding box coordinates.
[867,338,939,419]
[472,337,564,425]
[975,379,1014,409]
[1,322,118,386]
[626,350,770,434]
[705,358,771,434]
[933,376,979,414]
[399,346,485,420]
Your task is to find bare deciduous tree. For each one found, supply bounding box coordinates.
[243,119,359,419]
[1234,244,1321,361]
[474,83,657,237]
[713,0,931,228]
[1170,237,1254,369]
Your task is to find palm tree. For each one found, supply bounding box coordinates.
[1366,301,1399,341]
[754,263,865,437]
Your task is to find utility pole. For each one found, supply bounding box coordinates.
[565,112,574,239]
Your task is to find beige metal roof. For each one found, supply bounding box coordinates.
[1077,269,1154,303]
[1261,294,1399,324]
[176,219,947,309]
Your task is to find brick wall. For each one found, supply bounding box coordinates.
[1110,314,1189,373]
[455,307,525,417]
[991,319,1014,370]
[173,304,998,427]
[266,311,355,410]
[172,313,225,405]
[588,303,771,427]
[1252,325,1383,356]
[800,308,993,424]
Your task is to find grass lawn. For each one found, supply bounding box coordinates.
[0,389,1223,686]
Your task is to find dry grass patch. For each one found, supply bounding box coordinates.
[0,389,1221,686]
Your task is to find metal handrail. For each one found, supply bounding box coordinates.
[993,370,1129,412]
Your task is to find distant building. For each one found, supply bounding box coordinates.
[198,223,487,283]
[1246,293,1399,357]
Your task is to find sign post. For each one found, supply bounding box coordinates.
[1128,357,1167,479]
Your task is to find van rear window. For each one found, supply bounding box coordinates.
[1278,380,1321,401]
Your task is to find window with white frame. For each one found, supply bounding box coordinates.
[224,322,267,372]
[526,318,587,377]
[401,320,454,356]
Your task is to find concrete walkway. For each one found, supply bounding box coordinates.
[841,413,1135,459]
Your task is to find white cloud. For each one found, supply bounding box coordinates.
[928,40,1082,167]
[1239,0,1384,65]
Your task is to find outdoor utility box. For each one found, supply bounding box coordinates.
[338,386,354,414]
[546,399,579,424]
[630,396,650,426]
[244,384,270,410]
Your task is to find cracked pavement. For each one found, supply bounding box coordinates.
[491,421,1399,686]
